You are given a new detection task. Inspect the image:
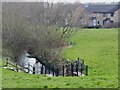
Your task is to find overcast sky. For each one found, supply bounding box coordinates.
[25,0,119,3]
[80,0,119,3]
[3,0,120,3]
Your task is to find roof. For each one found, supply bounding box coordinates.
[83,3,120,13]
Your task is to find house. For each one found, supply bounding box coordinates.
[78,3,120,28]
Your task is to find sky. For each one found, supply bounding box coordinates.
[3,0,120,3]
[79,0,119,3]
[25,0,119,3]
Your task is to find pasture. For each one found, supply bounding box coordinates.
[2,28,118,88]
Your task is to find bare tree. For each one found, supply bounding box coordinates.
[2,2,82,69]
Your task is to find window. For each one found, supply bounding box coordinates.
[111,20,114,23]
[97,21,100,25]
[110,13,114,17]
[103,13,106,17]
[97,13,100,16]
[103,20,105,25]
[79,17,82,19]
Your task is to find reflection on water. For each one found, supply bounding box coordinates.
[20,51,54,76]
[20,51,36,74]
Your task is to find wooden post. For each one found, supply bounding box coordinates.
[52,71,54,76]
[52,66,54,76]
[75,61,78,76]
[16,63,18,72]
[77,58,80,65]
[71,63,74,76]
[66,65,69,76]
[28,63,30,73]
[33,66,35,74]
[45,66,47,74]
[63,65,64,77]
[6,58,8,67]
[81,63,83,75]
[41,65,43,74]
[48,63,50,74]
[85,65,88,76]
[56,68,59,76]
[76,65,78,76]
[48,67,50,74]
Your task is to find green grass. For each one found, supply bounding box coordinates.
[63,28,118,76]
[2,28,118,88]
[0,60,2,88]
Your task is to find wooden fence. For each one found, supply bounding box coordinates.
[4,58,88,76]
[62,58,88,76]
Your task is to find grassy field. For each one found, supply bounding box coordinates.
[2,28,118,88]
